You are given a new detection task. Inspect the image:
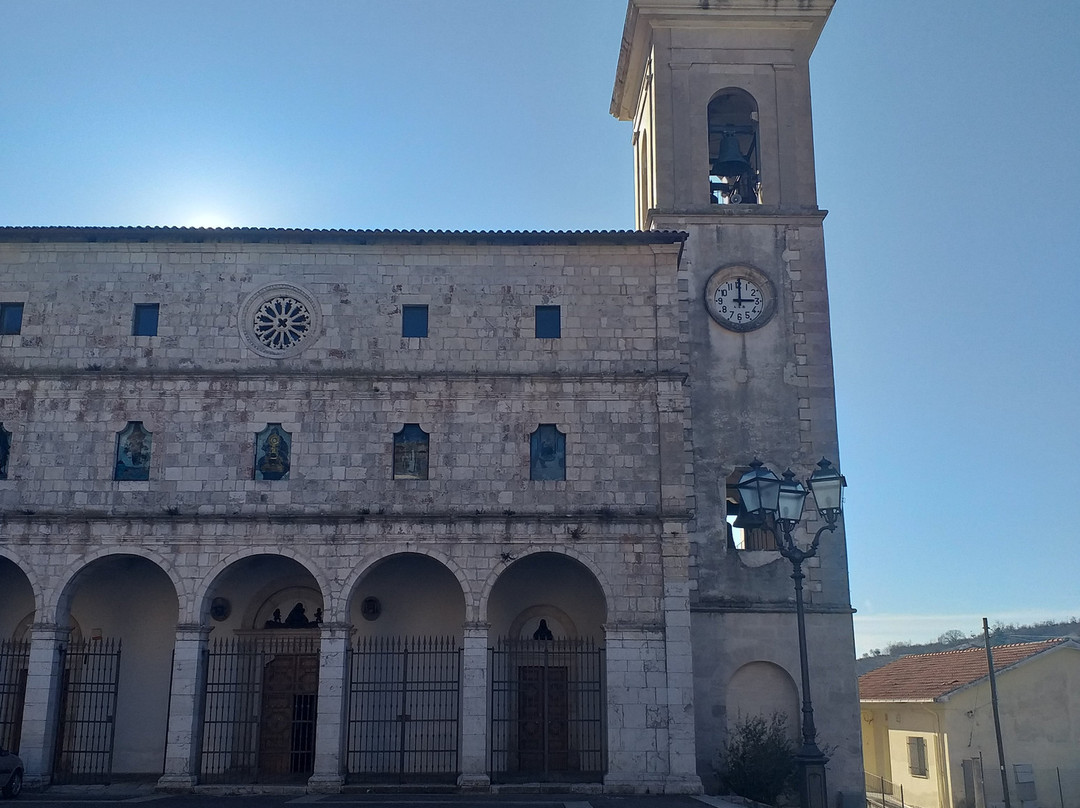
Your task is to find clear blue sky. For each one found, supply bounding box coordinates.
[2,1,1078,655]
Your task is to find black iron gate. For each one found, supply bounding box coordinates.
[53,638,122,784]
[346,636,460,783]
[0,640,29,752]
[489,638,605,783]
[201,634,320,784]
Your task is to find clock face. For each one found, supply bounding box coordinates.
[713,278,764,327]
[704,265,776,332]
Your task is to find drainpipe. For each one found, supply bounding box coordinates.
[917,704,952,808]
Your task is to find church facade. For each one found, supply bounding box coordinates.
[0,0,861,797]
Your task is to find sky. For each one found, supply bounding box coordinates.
[2,1,1078,657]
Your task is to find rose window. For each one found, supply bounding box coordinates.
[252,296,311,351]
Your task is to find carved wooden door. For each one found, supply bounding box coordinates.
[517,665,569,772]
[259,653,318,780]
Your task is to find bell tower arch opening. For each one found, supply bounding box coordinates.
[708,88,761,205]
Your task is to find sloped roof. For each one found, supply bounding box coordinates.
[858,639,1070,702]
[0,226,688,246]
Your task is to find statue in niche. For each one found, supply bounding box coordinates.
[264,602,322,629]
[533,619,554,641]
[114,421,152,481]
[254,423,290,480]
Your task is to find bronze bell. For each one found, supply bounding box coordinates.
[712,133,752,179]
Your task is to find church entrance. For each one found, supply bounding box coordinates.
[489,638,605,782]
[201,634,319,784]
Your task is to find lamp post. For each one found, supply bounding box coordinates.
[736,457,846,808]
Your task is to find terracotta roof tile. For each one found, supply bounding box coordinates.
[858,639,1067,702]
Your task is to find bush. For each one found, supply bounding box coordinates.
[717,712,797,806]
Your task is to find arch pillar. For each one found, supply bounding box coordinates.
[457,621,490,791]
[158,623,212,791]
[661,528,703,793]
[17,623,67,787]
[307,622,350,793]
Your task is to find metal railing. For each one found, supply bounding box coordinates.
[53,639,122,784]
[200,634,320,784]
[346,636,460,783]
[0,640,29,753]
[489,638,605,783]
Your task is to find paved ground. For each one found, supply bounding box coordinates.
[12,788,744,808]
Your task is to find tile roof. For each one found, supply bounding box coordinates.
[858,639,1069,702]
[0,226,688,246]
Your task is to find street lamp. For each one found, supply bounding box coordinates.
[736,458,846,808]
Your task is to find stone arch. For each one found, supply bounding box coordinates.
[196,550,328,632]
[50,546,182,626]
[0,550,38,640]
[477,546,614,625]
[0,546,44,622]
[484,549,609,641]
[341,545,472,624]
[707,86,761,205]
[345,551,466,639]
[190,546,331,625]
[52,552,180,776]
[726,660,800,741]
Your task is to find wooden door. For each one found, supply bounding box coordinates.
[259,653,318,780]
[517,665,569,772]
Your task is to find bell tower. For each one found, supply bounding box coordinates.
[612,0,864,798]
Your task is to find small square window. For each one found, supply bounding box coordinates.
[402,305,429,338]
[535,305,561,338]
[0,303,24,335]
[132,303,159,336]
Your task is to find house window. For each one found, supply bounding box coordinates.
[402,305,429,338]
[115,421,152,481]
[255,423,291,480]
[132,303,159,336]
[908,736,929,778]
[530,424,565,481]
[0,302,24,335]
[393,423,429,480]
[535,305,561,339]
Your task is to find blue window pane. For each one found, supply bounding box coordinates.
[255,423,291,480]
[0,303,24,335]
[133,303,159,336]
[535,305,561,338]
[393,423,430,479]
[402,305,429,338]
[115,421,152,481]
[530,424,566,481]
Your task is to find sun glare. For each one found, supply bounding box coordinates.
[183,212,235,229]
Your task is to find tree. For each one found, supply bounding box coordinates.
[717,712,797,805]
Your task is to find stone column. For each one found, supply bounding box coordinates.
[603,624,668,794]
[157,623,211,791]
[18,623,67,787]
[456,621,490,790]
[661,527,703,794]
[307,622,350,793]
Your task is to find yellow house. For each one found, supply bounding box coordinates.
[859,639,1080,808]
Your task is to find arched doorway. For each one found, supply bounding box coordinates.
[54,554,178,783]
[199,554,324,784]
[486,552,607,783]
[345,553,465,784]
[0,557,34,752]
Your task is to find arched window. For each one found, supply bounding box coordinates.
[707,89,760,205]
[393,423,430,480]
[115,421,152,481]
[530,424,565,481]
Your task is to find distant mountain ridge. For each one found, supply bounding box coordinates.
[856,618,1080,676]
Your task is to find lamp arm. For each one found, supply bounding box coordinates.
[774,520,837,564]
